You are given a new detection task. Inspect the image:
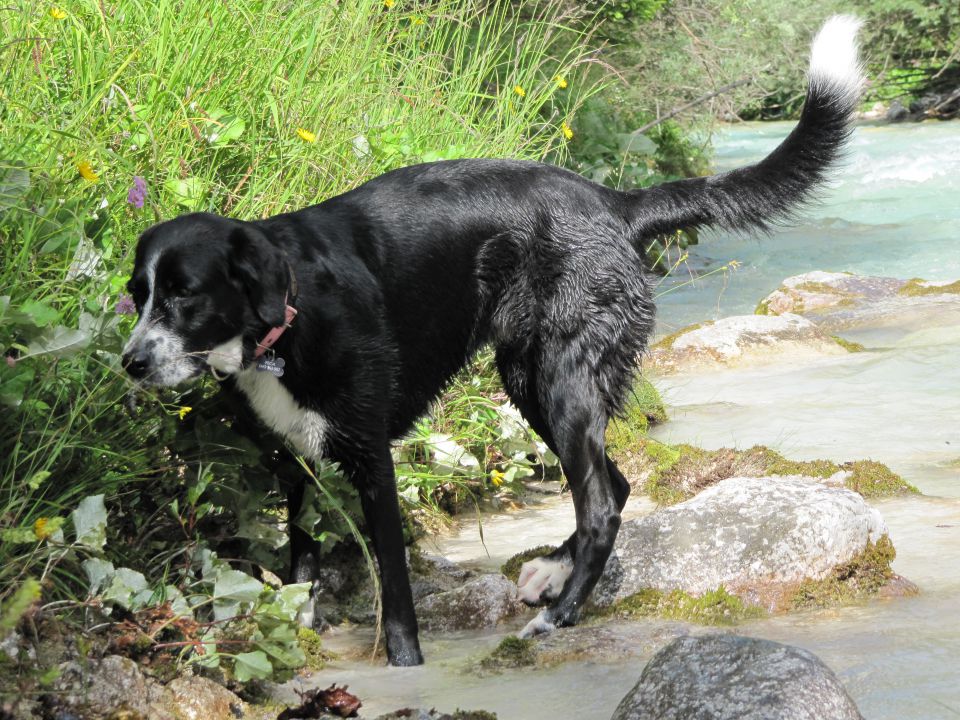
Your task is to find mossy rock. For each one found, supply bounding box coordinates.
[590,586,765,626]
[479,635,537,671]
[831,335,866,353]
[842,460,919,498]
[500,545,557,583]
[791,535,905,609]
[897,278,960,297]
[297,627,336,671]
[606,376,668,454]
[650,322,708,351]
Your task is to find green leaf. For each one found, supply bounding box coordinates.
[206,110,246,146]
[164,177,208,210]
[213,568,263,603]
[0,363,34,408]
[0,578,41,636]
[18,300,60,328]
[82,557,116,595]
[232,650,273,682]
[103,567,149,608]
[27,326,91,358]
[72,494,107,550]
[0,165,30,213]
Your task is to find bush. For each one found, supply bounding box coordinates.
[0,0,595,677]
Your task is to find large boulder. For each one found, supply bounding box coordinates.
[416,573,526,632]
[646,314,849,374]
[757,271,960,332]
[611,635,863,720]
[593,476,896,612]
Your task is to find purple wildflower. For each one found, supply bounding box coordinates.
[127,176,147,209]
[116,293,136,316]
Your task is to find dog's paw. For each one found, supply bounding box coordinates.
[517,556,573,605]
[518,610,557,639]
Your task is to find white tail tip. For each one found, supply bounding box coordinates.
[809,15,865,98]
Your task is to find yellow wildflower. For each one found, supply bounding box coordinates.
[49,7,67,20]
[555,75,568,89]
[490,469,505,487]
[384,0,394,7]
[296,127,317,143]
[34,517,52,540]
[76,160,99,182]
[513,85,526,98]
[561,121,574,140]
[178,406,192,420]
[410,16,424,25]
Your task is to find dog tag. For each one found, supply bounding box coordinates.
[256,355,286,377]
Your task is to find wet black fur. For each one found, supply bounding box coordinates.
[125,79,857,666]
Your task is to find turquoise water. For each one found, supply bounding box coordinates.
[656,121,960,331]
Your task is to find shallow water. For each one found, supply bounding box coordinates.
[292,121,960,719]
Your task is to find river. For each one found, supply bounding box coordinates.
[291,121,960,719]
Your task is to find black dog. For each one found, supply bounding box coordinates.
[122,17,863,666]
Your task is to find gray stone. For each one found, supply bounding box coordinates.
[160,674,245,720]
[49,655,245,720]
[611,635,863,720]
[51,655,175,720]
[647,314,847,375]
[416,573,525,632]
[593,476,887,611]
[757,271,960,333]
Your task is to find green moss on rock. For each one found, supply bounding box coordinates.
[606,377,668,454]
[500,545,557,583]
[651,322,708,351]
[596,586,765,625]
[842,460,919,498]
[898,278,960,297]
[479,635,537,670]
[791,535,898,610]
[831,335,866,353]
[754,298,772,315]
[297,627,335,670]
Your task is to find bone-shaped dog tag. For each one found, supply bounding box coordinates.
[256,356,286,377]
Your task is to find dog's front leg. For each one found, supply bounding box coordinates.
[353,445,424,666]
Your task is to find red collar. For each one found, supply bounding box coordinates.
[253,301,298,359]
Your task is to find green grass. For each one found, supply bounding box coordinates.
[0,0,598,610]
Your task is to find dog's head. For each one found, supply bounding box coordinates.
[121,213,289,386]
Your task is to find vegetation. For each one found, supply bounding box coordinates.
[0,0,595,693]
[480,635,538,670]
[591,586,766,625]
[791,535,902,610]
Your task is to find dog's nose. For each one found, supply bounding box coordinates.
[122,350,150,379]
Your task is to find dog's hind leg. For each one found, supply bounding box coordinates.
[497,349,632,608]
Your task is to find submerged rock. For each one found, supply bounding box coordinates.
[416,573,525,632]
[593,476,904,612]
[611,635,863,720]
[756,271,960,332]
[647,313,849,374]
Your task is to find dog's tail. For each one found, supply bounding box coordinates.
[628,15,864,239]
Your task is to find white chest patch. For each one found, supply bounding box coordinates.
[234,366,328,461]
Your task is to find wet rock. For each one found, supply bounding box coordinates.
[611,635,863,720]
[756,271,960,332]
[375,710,497,720]
[160,674,245,720]
[47,654,246,720]
[593,476,893,612]
[647,314,847,374]
[416,573,525,632]
[49,654,174,719]
[410,551,475,602]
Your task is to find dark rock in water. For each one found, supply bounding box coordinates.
[611,635,863,720]
[416,573,525,632]
[886,100,909,122]
[375,710,496,720]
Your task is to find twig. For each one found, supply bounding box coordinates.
[633,76,755,135]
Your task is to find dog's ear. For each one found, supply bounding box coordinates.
[228,224,288,328]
